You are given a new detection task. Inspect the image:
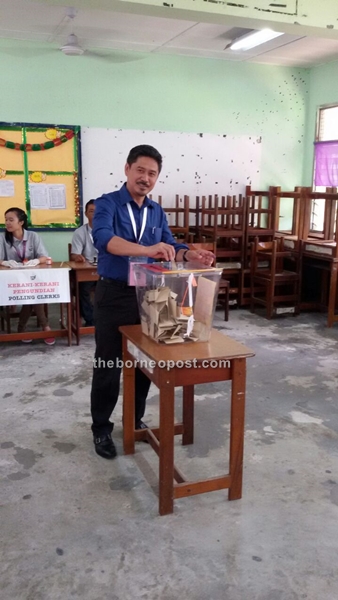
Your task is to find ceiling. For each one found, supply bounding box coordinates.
[1,0,338,67]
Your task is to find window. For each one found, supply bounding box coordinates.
[312,105,338,233]
[317,105,338,141]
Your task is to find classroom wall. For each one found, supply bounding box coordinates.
[303,58,338,185]
[0,39,309,259]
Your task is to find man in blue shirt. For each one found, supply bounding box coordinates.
[91,144,214,459]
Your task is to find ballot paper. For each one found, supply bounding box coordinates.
[138,268,219,343]
[194,276,217,326]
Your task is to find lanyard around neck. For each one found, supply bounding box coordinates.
[15,239,27,262]
[127,202,148,243]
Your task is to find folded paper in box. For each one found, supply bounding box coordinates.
[133,262,222,344]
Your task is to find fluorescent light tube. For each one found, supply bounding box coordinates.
[230,29,284,51]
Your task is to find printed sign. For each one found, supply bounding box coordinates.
[0,268,70,306]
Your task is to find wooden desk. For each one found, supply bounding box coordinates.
[120,325,254,516]
[67,261,99,345]
[0,263,72,345]
[301,241,338,327]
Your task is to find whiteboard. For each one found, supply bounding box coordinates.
[81,128,262,211]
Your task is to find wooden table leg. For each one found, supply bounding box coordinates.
[75,279,80,345]
[321,269,328,308]
[123,339,135,455]
[327,263,338,327]
[228,357,246,501]
[182,385,194,445]
[67,302,72,346]
[159,372,175,516]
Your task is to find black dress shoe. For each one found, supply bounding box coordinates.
[136,420,149,443]
[94,433,117,459]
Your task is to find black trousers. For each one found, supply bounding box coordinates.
[90,279,151,437]
[79,281,96,325]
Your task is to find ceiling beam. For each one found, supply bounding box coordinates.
[33,0,338,39]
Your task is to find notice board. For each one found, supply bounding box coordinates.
[0,122,82,230]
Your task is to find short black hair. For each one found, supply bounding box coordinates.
[85,199,95,212]
[126,145,162,173]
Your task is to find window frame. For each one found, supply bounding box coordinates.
[311,103,338,238]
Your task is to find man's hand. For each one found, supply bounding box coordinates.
[146,243,176,262]
[184,249,215,266]
[73,254,86,263]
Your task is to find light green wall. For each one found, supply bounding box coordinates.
[303,58,338,185]
[0,39,309,259]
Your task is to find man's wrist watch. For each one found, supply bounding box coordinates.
[182,250,189,262]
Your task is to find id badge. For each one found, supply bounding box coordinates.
[128,256,148,286]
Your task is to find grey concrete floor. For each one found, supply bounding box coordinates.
[1,308,338,600]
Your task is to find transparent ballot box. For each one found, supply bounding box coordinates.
[133,262,222,344]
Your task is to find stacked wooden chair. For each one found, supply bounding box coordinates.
[250,236,301,319]
[198,194,246,306]
[241,186,278,305]
[157,194,190,242]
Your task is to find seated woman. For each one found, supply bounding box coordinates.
[0,207,55,345]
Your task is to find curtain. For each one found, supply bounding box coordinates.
[314,141,338,186]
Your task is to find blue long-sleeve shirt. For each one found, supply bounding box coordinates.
[93,184,188,282]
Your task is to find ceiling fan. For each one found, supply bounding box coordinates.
[59,8,84,56]
[1,6,144,64]
[57,7,142,62]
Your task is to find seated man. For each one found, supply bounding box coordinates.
[71,199,98,327]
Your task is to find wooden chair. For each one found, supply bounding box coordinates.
[273,186,302,239]
[157,195,190,242]
[199,194,246,260]
[198,194,246,306]
[303,187,338,241]
[241,186,278,305]
[245,186,277,246]
[250,237,301,319]
[273,186,337,242]
[299,193,338,326]
[0,304,48,333]
[188,195,202,243]
[187,242,229,321]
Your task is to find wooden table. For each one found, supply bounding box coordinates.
[120,325,254,516]
[67,261,99,344]
[0,262,72,345]
[300,240,338,327]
